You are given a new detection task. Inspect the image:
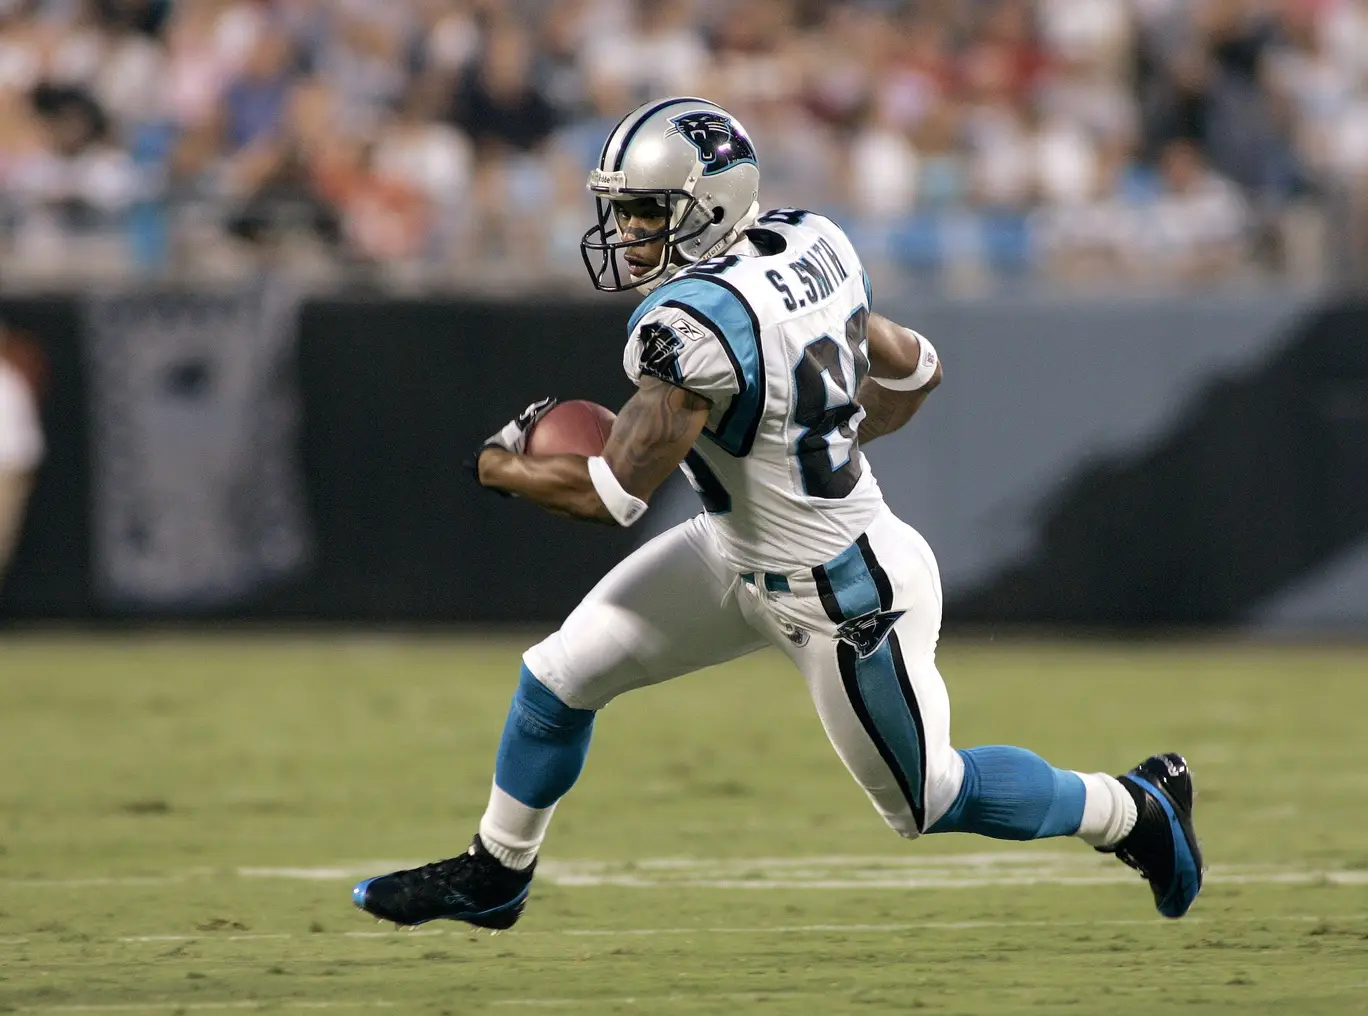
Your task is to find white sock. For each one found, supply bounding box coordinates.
[477,782,555,871]
[1072,772,1137,848]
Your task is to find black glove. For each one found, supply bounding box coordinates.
[469,397,558,491]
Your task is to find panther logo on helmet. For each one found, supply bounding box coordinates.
[666,112,757,176]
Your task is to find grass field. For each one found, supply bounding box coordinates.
[2,635,1368,1015]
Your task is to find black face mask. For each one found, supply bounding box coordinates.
[580,190,709,292]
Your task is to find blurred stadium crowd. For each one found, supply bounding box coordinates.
[1,0,1366,292]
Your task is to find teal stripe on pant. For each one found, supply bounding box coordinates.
[850,637,925,819]
[820,532,927,828]
[824,540,882,619]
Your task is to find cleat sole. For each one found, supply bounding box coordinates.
[1126,770,1204,918]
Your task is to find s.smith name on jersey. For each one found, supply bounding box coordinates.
[623,208,884,574]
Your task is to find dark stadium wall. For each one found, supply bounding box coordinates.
[0,292,641,624]
[3,289,1366,631]
[930,300,1368,628]
[277,297,640,622]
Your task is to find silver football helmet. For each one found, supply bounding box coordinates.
[581,97,761,293]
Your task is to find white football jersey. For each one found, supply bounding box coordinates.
[624,209,885,573]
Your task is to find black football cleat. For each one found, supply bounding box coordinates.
[352,836,534,929]
[1099,753,1204,918]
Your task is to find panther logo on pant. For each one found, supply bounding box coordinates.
[834,610,905,659]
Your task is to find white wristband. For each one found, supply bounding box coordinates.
[871,332,938,391]
[588,455,648,527]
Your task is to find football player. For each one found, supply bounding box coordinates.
[353,98,1202,929]
[0,325,44,586]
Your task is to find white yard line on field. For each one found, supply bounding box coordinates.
[25,1004,396,1013]
[541,871,1368,890]
[116,933,293,943]
[94,912,1368,947]
[9,852,1368,893]
[0,875,194,888]
[236,863,416,882]
[490,992,808,1008]
[243,853,1368,891]
[547,913,1368,936]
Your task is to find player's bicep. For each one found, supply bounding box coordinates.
[603,378,710,501]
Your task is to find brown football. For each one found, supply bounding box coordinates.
[526,400,616,457]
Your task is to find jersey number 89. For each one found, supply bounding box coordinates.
[792,307,869,499]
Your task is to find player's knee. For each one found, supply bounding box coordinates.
[522,602,647,711]
[520,632,599,712]
[922,745,968,832]
[885,812,922,840]
[511,665,595,739]
[868,748,965,839]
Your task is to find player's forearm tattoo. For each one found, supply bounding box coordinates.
[857,380,900,444]
[608,381,710,495]
[857,378,932,445]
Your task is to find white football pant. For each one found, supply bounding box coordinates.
[523,505,966,837]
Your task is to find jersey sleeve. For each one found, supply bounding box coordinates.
[625,298,740,401]
[623,275,765,456]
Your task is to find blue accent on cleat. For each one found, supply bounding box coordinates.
[1104,753,1204,919]
[351,877,376,909]
[1126,770,1202,918]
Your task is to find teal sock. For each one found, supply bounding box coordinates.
[928,746,1086,839]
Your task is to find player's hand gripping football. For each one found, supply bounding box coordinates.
[471,397,558,490]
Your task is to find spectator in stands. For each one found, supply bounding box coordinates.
[1033,136,1143,286]
[448,18,557,158]
[449,17,559,266]
[372,75,475,266]
[8,83,139,262]
[221,78,341,259]
[161,0,239,132]
[536,0,596,120]
[310,0,413,132]
[0,0,1361,290]
[582,0,706,108]
[1038,0,1131,77]
[960,0,1050,102]
[1146,137,1250,284]
[313,133,427,263]
[220,30,296,156]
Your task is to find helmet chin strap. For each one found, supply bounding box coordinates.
[698,199,761,261]
[636,199,761,296]
[635,265,676,295]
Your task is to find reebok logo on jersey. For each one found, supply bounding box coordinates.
[672,317,705,342]
[834,609,905,660]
